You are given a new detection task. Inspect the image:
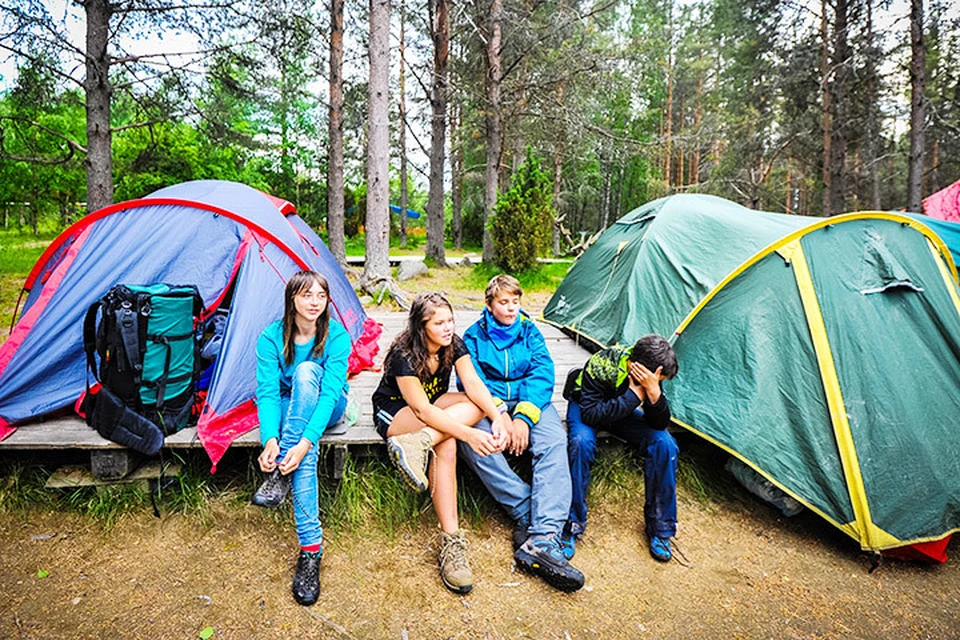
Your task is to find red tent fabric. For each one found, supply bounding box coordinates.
[923,180,960,222]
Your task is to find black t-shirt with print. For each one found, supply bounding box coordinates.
[372,335,470,410]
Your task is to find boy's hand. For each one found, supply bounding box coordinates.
[630,362,663,404]
[509,418,530,456]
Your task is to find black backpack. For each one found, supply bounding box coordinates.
[82,284,203,455]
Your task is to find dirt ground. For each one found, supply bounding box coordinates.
[1,466,957,640]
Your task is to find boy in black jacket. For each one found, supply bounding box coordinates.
[564,334,679,562]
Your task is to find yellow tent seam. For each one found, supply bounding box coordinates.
[788,240,894,550]
[927,240,960,316]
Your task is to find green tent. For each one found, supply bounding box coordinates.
[544,194,960,553]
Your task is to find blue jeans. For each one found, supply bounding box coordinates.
[278,361,347,547]
[458,403,571,537]
[567,400,678,538]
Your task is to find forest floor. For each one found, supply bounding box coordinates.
[1,263,959,639]
[2,460,958,640]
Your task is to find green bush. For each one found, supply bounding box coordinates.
[489,149,555,273]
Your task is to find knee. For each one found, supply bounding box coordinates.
[647,430,679,461]
[293,361,323,385]
[568,426,597,461]
[435,437,457,463]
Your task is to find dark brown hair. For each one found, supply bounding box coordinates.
[384,292,455,382]
[282,271,331,366]
[629,334,679,379]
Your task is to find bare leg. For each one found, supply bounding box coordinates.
[431,437,460,533]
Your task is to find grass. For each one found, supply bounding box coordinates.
[1,437,727,536]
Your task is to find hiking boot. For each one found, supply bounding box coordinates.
[560,529,576,561]
[648,535,672,562]
[292,550,321,606]
[439,530,474,594]
[512,515,531,551]
[386,430,432,492]
[251,469,291,508]
[514,535,585,593]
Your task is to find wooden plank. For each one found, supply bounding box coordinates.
[0,311,591,451]
[46,461,182,489]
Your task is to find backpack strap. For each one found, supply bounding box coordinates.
[83,301,103,383]
[115,298,143,385]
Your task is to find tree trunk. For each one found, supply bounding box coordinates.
[450,98,463,250]
[692,59,702,186]
[425,0,449,265]
[362,0,391,289]
[827,0,849,216]
[327,0,347,264]
[664,41,673,189]
[552,100,565,257]
[84,0,113,214]
[864,0,882,210]
[398,0,408,248]
[482,0,502,264]
[820,0,833,215]
[906,0,925,212]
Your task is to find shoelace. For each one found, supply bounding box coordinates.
[441,534,470,571]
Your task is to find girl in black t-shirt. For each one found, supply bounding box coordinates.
[372,292,508,594]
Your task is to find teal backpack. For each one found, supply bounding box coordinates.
[83,284,203,454]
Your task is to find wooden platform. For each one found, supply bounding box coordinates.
[0,311,591,454]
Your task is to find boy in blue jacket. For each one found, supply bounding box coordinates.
[565,334,679,562]
[458,275,584,592]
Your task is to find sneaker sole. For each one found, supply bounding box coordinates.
[250,495,284,508]
[387,439,428,493]
[514,549,584,593]
[440,574,473,595]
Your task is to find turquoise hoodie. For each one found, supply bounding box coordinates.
[255,318,351,445]
[460,308,554,428]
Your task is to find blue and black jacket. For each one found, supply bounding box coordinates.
[460,308,554,428]
[576,345,671,430]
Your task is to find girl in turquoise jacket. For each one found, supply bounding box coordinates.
[252,270,351,606]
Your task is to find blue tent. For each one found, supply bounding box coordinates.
[0,180,380,467]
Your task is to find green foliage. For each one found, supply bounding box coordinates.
[466,261,572,294]
[489,150,556,273]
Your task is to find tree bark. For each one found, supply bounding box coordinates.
[450,98,463,250]
[327,0,347,264]
[84,0,113,214]
[425,0,449,265]
[906,0,926,212]
[827,0,850,215]
[820,0,833,215]
[552,86,565,257]
[482,0,502,264]
[864,0,882,210]
[398,0,408,248]
[362,0,391,289]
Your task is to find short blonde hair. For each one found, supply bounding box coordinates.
[485,274,523,305]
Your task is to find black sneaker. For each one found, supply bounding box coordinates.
[514,535,585,592]
[512,515,531,551]
[292,550,321,606]
[251,469,291,508]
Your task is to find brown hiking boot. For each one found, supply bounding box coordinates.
[386,430,432,492]
[439,530,474,594]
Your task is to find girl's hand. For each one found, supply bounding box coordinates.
[258,439,280,472]
[278,438,313,475]
[465,427,499,457]
[491,412,511,452]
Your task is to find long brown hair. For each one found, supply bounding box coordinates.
[384,292,455,381]
[282,271,331,365]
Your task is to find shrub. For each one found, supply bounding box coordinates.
[489,149,555,273]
